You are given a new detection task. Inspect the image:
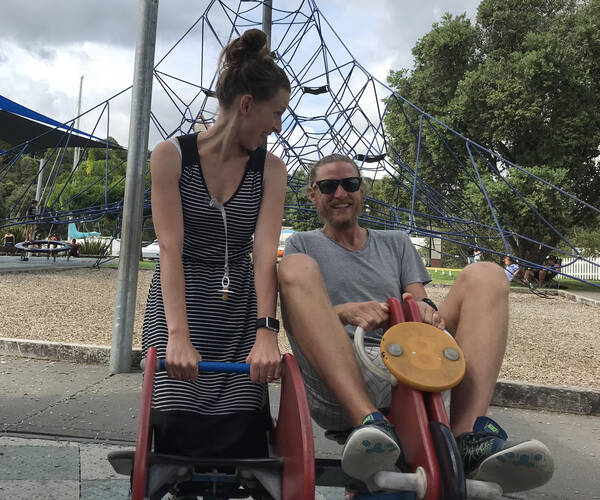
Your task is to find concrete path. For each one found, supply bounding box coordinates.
[1,356,600,499]
[0,255,102,273]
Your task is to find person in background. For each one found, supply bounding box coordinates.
[3,231,15,247]
[524,256,559,288]
[68,239,80,259]
[466,246,475,264]
[503,256,521,282]
[25,200,38,242]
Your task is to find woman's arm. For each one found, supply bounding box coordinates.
[150,140,202,382]
[247,152,287,383]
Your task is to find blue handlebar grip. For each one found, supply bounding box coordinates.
[140,358,250,374]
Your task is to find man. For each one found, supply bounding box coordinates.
[278,154,553,493]
[524,256,559,288]
[67,238,80,260]
[25,200,38,242]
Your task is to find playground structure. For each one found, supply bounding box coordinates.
[108,297,550,499]
[0,0,598,289]
[14,239,72,262]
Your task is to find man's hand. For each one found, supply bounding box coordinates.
[334,301,390,331]
[402,292,445,330]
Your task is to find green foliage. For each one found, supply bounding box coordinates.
[78,238,110,257]
[384,0,600,264]
[560,221,600,257]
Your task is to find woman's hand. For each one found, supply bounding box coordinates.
[246,330,282,384]
[165,334,203,382]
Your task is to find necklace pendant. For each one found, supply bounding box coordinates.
[218,287,234,302]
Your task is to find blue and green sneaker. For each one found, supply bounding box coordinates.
[341,411,403,481]
[456,416,554,493]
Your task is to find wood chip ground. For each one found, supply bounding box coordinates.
[1,268,598,389]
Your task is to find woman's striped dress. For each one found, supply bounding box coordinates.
[142,133,267,419]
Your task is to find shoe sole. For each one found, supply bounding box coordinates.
[341,426,400,481]
[469,439,554,493]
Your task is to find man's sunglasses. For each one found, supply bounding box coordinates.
[313,177,362,194]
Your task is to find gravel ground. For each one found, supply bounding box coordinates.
[1,268,598,389]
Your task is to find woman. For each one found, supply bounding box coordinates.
[142,29,290,459]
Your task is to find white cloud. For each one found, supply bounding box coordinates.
[0,0,480,149]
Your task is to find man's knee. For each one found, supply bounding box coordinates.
[278,253,321,292]
[456,261,509,295]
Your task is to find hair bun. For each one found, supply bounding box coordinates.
[223,29,269,67]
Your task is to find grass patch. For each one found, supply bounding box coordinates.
[427,267,460,285]
[103,260,157,270]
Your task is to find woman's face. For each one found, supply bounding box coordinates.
[239,87,290,150]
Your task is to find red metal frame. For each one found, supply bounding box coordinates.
[131,345,156,500]
[386,297,449,500]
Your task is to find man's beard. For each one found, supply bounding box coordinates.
[315,202,362,229]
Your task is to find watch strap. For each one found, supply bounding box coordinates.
[256,316,280,333]
[421,297,438,311]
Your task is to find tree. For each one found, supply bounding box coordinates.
[384,0,600,264]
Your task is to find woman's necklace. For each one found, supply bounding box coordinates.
[209,197,233,301]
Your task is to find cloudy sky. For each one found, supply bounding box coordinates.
[0,0,480,149]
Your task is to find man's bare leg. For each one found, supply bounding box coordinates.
[439,262,509,436]
[278,253,377,426]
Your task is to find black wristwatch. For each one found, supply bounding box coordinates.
[256,317,280,333]
[421,298,438,311]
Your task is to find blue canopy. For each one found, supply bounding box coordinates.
[0,95,122,152]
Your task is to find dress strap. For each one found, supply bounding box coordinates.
[247,147,266,172]
[176,133,200,167]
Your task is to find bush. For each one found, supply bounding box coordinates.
[79,238,110,257]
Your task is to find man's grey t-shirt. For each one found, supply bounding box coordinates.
[283,228,431,429]
[284,229,431,340]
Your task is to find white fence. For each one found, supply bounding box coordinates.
[557,256,600,281]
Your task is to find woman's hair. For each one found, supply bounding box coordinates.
[308,153,361,185]
[216,29,290,108]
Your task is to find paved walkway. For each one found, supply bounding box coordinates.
[1,356,600,499]
[0,255,101,273]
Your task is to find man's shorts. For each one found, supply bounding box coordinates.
[288,332,452,432]
[288,334,391,431]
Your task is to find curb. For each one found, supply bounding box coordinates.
[493,379,600,416]
[2,337,599,417]
[0,337,142,370]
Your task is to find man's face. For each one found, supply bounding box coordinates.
[309,161,363,230]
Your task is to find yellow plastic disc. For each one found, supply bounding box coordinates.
[380,322,466,392]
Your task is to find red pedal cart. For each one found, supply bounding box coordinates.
[108,298,506,499]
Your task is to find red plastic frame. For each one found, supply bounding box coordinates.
[387,297,449,500]
[131,345,156,500]
[274,353,316,499]
[131,348,315,500]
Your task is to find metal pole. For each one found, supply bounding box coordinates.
[262,0,272,49]
[73,75,84,172]
[35,158,45,204]
[261,0,273,151]
[110,0,159,373]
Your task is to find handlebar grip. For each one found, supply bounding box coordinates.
[140,358,251,374]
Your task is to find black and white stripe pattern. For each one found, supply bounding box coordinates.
[142,133,266,415]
